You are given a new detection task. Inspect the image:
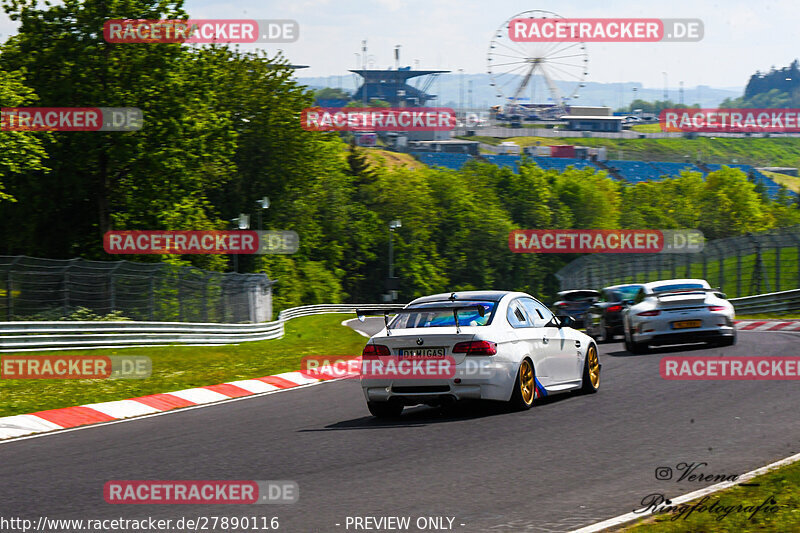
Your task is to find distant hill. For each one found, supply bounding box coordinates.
[296,73,742,109]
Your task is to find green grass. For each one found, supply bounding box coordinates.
[619,458,800,532]
[631,123,663,133]
[762,170,800,194]
[0,314,367,417]
[461,135,800,167]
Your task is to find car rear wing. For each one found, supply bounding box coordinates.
[355,304,487,336]
[651,288,727,299]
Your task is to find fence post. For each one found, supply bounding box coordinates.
[178,271,184,322]
[109,262,122,314]
[203,274,209,322]
[775,246,781,293]
[702,248,707,281]
[718,243,725,294]
[63,271,70,314]
[6,271,11,320]
[736,246,742,297]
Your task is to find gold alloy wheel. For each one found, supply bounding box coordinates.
[520,359,535,405]
[587,345,600,388]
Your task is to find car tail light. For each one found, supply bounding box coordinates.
[636,310,661,316]
[453,340,497,356]
[362,344,390,357]
[607,305,622,312]
[556,302,568,307]
[708,305,726,311]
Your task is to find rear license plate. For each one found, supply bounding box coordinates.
[672,320,702,329]
[399,347,445,358]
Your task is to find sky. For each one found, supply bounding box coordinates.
[0,0,795,92]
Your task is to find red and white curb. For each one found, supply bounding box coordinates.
[735,319,800,331]
[0,361,358,442]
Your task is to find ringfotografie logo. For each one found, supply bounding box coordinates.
[509,229,704,253]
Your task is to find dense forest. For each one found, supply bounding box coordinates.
[1,0,799,311]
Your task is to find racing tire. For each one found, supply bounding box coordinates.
[367,400,404,419]
[509,358,536,410]
[713,331,737,347]
[597,321,612,343]
[580,344,600,393]
[624,325,649,354]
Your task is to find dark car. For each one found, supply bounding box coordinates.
[583,284,644,342]
[551,290,600,320]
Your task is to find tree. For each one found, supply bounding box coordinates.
[0,67,47,206]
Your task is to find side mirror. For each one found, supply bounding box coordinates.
[622,299,634,306]
[555,315,576,328]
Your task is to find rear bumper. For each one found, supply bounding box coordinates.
[361,358,516,404]
[634,326,735,346]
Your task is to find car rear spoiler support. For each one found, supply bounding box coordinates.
[355,305,486,336]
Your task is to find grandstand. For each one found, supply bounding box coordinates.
[408,152,788,197]
[533,157,601,172]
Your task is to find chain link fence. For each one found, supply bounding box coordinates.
[555,225,800,299]
[0,256,274,323]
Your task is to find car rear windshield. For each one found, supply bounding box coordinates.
[560,291,599,302]
[389,301,497,329]
[610,285,642,300]
[652,283,706,293]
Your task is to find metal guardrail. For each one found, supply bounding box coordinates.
[730,289,800,315]
[0,303,401,352]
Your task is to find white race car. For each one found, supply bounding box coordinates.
[622,278,736,354]
[357,290,599,418]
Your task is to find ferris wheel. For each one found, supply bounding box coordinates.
[487,10,589,115]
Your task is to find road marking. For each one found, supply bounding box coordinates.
[0,378,344,445]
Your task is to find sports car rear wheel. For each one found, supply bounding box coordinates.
[624,325,648,354]
[581,344,600,393]
[367,400,403,418]
[510,358,535,410]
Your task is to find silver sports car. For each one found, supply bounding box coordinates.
[622,278,736,353]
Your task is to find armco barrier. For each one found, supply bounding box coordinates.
[729,289,800,315]
[0,303,400,352]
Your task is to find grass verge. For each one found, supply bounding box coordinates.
[0,314,366,417]
[616,458,800,532]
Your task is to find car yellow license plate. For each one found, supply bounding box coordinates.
[672,320,701,329]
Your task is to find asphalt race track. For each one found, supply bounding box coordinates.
[1,323,799,533]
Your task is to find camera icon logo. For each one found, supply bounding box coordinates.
[655,467,673,480]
